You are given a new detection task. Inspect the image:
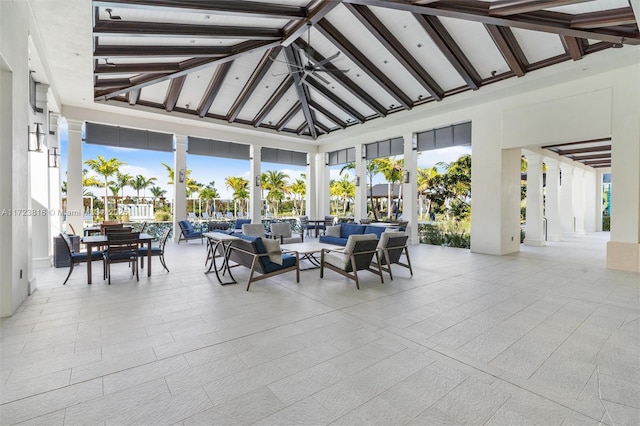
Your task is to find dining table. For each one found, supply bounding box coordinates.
[81,233,153,284]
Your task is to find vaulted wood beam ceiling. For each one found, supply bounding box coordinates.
[345,3,444,100]
[343,0,640,45]
[316,18,413,109]
[197,62,232,118]
[281,0,342,46]
[227,47,281,122]
[163,75,186,112]
[252,76,293,127]
[556,145,611,155]
[94,62,181,75]
[93,0,308,19]
[94,45,231,59]
[484,24,528,76]
[305,77,366,124]
[128,89,140,106]
[561,35,585,60]
[284,46,317,139]
[93,20,283,40]
[413,14,482,89]
[276,102,302,131]
[293,39,388,116]
[488,0,590,16]
[569,153,612,161]
[95,40,280,100]
[541,138,611,148]
[309,100,347,129]
[570,8,637,29]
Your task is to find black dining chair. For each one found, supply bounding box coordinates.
[139,228,171,273]
[60,233,104,285]
[104,232,140,284]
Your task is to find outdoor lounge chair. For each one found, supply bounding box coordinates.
[373,231,413,280]
[242,223,266,237]
[320,234,384,289]
[269,222,303,244]
[177,220,203,244]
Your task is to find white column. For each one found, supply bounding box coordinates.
[49,113,62,255]
[249,145,261,223]
[317,153,330,217]
[607,62,640,272]
[595,169,605,232]
[524,153,545,246]
[354,144,366,221]
[470,109,521,256]
[305,152,317,218]
[403,132,419,244]
[559,164,574,237]
[66,119,84,237]
[583,169,596,233]
[544,158,561,241]
[573,167,585,235]
[172,134,187,242]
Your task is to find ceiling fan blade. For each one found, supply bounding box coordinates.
[315,73,331,85]
[316,68,350,74]
[314,51,340,68]
[297,73,308,86]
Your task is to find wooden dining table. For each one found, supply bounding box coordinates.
[81,233,153,284]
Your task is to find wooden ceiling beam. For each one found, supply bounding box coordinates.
[94,62,181,75]
[93,20,283,40]
[556,145,611,155]
[342,0,640,45]
[163,75,186,112]
[96,39,280,100]
[309,100,347,129]
[345,3,444,100]
[542,137,611,148]
[570,8,637,29]
[569,153,612,161]
[276,102,302,131]
[305,77,366,124]
[484,24,528,77]
[253,76,293,127]
[94,45,231,59]
[284,46,317,139]
[128,89,140,106]
[94,0,307,19]
[414,14,482,89]
[489,0,590,16]
[197,62,232,118]
[94,78,131,89]
[281,0,342,46]
[316,18,413,109]
[312,111,332,134]
[293,39,387,116]
[227,47,281,123]
[560,35,584,60]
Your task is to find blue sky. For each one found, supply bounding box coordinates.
[59,122,470,199]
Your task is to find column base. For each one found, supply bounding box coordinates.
[523,238,546,247]
[606,241,640,272]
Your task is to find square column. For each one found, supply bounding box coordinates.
[66,119,84,237]
[172,135,187,242]
[305,153,317,218]
[249,145,262,223]
[559,164,574,237]
[31,83,51,269]
[403,132,418,244]
[354,144,367,221]
[524,153,545,246]
[573,168,585,235]
[583,170,596,233]
[595,170,605,232]
[317,153,330,217]
[544,158,561,241]
[49,113,63,253]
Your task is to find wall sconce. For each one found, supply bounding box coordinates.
[412,138,418,151]
[255,176,261,187]
[28,122,45,152]
[355,176,360,187]
[48,147,60,168]
[403,170,410,183]
[178,169,185,183]
[325,153,329,166]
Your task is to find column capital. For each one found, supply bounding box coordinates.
[66,119,83,133]
[543,157,558,169]
[175,134,188,145]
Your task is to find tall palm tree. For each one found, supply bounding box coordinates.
[129,175,146,204]
[263,170,289,217]
[332,175,356,215]
[225,176,249,216]
[379,157,404,220]
[84,155,126,220]
[115,172,132,206]
[108,183,120,211]
[417,166,439,218]
[149,186,166,209]
[289,178,306,215]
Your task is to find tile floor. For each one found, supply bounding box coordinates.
[1,233,638,425]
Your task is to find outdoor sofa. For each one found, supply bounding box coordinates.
[319,223,388,246]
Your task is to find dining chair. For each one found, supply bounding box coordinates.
[104,232,140,284]
[100,221,123,235]
[59,233,104,285]
[139,228,170,273]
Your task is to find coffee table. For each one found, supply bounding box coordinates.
[282,241,343,270]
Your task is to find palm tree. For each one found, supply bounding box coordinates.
[263,170,289,217]
[379,157,404,220]
[199,182,220,216]
[84,155,126,220]
[332,175,356,215]
[161,162,175,185]
[289,178,306,215]
[417,166,439,219]
[149,186,166,209]
[129,175,146,204]
[108,183,120,211]
[225,176,249,216]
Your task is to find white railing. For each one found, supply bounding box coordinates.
[119,204,155,220]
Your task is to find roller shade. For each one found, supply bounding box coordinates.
[328,147,355,166]
[262,148,307,166]
[417,122,471,151]
[187,137,250,160]
[85,122,173,152]
[364,137,403,160]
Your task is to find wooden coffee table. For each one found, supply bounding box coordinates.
[282,241,343,270]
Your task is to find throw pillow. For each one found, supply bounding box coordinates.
[261,238,283,265]
[325,225,341,238]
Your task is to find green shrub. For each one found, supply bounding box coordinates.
[602,215,610,231]
[154,211,171,222]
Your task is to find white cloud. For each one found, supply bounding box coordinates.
[417,145,471,169]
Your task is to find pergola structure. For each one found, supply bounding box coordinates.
[1,0,639,316]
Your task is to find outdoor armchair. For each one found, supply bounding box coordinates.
[242,223,266,237]
[374,231,413,280]
[104,232,140,285]
[139,228,170,273]
[177,220,203,244]
[320,234,384,289]
[269,222,303,244]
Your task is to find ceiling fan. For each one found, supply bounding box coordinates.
[273,23,349,85]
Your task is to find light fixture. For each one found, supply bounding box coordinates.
[612,37,625,48]
[412,138,418,151]
[255,176,261,187]
[403,170,410,183]
[178,169,185,183]
[48,147,60,168]
[28,123,45,152]
[355,176,360,187]
[362,146,367,159]
[105,8,121,20]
